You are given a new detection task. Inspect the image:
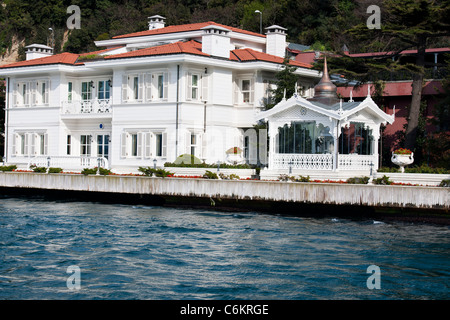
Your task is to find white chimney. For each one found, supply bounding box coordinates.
[201,25,231,59]
[148,15,166,30]
[265,25,287,58]
[25,44,53,60]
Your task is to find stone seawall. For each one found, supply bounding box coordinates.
[1,172,448,212]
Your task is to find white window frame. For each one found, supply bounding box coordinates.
[120,130,159,159]
[122,73,144,103]
[186,70,208,102]
[11,131,47,156]
[234,75,254,105]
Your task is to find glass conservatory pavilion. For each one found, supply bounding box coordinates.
[256,58,395,172]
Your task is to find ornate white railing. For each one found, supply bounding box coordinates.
[27,156,109,170]
[272,153,333,170]
[338,154,376,171]
[62,99,112,115]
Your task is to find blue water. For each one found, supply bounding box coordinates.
[0,196,449,300]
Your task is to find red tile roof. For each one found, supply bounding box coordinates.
[0,41,312,70]
[232,48,312,68]
[0,52,80,69]
[112,21,265,39]
[105,40,209,59]
[0,46,125,69]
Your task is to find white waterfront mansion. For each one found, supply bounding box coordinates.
[1,16,321,172]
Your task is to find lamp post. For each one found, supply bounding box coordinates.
[255,10,262,34]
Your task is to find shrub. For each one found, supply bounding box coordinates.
[203,170,218,179]
[377,167,399,173]
[373,175,392,185]
[48,167,63,174]
[32,166,47,173]
[346,176,370,184]
[138,167,173,178]
[404,164,449,174]
[278,174,294,181]
[0,165,17,172]
[296,175,311,182]
[138,166,154,176]
[81,167,111,175]
[219,173,240,180]
[439,179,450,187]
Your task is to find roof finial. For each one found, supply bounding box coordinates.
[283,88,286,101]
[349,90,354,102]
[294,83,298,96]
[367,84,371,97]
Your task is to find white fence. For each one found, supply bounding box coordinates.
[27,156,109,170]
[62,99,112,114]
[272,153,333,170]
[271,153,377,171]
[338,154,376,171]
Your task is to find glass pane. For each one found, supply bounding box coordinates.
[242,80,250,91]
[156,134,162,156]
[133,77,139,100]
[158,75,164,98]
[192,75,198,87]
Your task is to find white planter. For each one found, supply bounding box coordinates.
[391,152,414,173]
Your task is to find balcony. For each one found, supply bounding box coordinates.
[62,99,112,117]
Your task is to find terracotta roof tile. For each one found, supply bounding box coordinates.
[232,48,312,68]
[112,21,265,39]
[105,40,209,59]
[0,52,80,69]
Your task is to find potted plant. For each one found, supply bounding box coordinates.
[391,148,414,173]
[225,147,244,164]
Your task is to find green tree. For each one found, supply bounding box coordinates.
[266,57,298,109]
[345,0,450,152]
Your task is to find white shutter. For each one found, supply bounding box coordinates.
[201,74,208,102]
[162,132,167,157]
[144,132,152,158]
[122,75,128,103]
[24,83,30,106]
[30,133,36,155]
[163,72,169,100]
[186,72,192,100]
[31,82,37,105]
[234,78,239,104]
[250,78,255,104]
[13,84,18,107]
[137,132,143,158]
[12,133,18,156]
[121,132,128,158]
[138,74,144,102]
[43,133,48,155]
[24,133,30,156]
[145,73,152,102]
[44,80,49,105]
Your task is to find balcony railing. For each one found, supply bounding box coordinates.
[62,99,112,115]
